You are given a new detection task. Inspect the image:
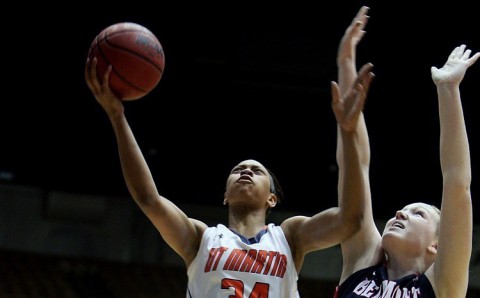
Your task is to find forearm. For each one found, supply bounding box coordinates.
[437,85,471,184]
[336,114,370,187]
[337,128,367,232]
[110,114,159,205]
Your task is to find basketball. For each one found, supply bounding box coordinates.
[87,22,165,101]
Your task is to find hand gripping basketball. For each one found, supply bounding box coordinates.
[87,22,165,100]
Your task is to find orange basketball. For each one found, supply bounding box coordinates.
[87,22,165,101]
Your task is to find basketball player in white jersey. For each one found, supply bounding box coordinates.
[85,40,374,297]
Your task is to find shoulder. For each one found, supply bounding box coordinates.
[201,223,229,235]
[280,216,308,243]
[191,218,209,235]
[280,215,309,236]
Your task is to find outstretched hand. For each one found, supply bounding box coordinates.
[85,58,124,117]
[431,44,480,86]
[332,62,374,132]
[337,6,369,65]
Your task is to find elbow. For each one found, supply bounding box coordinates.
[131,190,161,208]
[442,172,472,194]
[442,166,471,187]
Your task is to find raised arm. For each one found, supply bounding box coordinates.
[281,60,374,273]
[334,6,383,283]
[85,58,207,266]
[426,44,478,297]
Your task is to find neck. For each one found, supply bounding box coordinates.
[228,206,267,238]
[384,252,429,280]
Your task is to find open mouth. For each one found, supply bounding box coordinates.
[237,175,253,183]
[392,221,404,229]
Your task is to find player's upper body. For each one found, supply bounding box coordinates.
[85,38,374,297]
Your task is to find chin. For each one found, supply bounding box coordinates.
[381,231,401,243]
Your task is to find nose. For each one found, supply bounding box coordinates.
[395,210,407,220]
[240,168,253,176]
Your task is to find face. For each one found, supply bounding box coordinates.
[382,203,440,256]
[224,159,276,209]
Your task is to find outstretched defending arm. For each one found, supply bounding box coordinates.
[334,6,383,283]
[427,44,479,297]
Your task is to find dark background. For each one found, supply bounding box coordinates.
[1,1,478,223]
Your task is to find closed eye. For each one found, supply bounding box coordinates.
[231,165,267,175]
[415,211,426,218]
[231,166,246,174]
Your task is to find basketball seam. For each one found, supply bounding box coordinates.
[101,30,164,74]
[103,39,162,93]
[93,37,148,95]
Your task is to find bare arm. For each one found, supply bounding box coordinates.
[426,44,478,297]
[335,6,383,283]
[85,58,207,266]
[281,50,375,271]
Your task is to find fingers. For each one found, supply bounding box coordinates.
[468,52,480,65]
[85,57,97,91]
[352,83,367,114]
[358,62,374,75]
[334,63,374,108]
[85,57,114,94]
[356,63,375,95]
[449,44,479,66]
[463,46,480,65]
[450,44,465,59]
[458,44,466,57]
[351,21,366,40]
[344,6,369,41]
[363,72,375,95]
[103,65,112,89]
[85,58,92,86]
[353,6,370,28]
[331,81,341,105]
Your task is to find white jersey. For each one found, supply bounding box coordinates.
[186,223,300,298]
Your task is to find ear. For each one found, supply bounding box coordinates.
[267,193,277,208]
[223,193,228,205]
[427,242,438,255]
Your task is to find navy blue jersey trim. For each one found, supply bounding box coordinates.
[229,227,268,244]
